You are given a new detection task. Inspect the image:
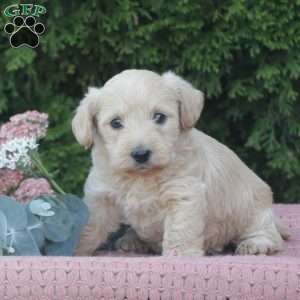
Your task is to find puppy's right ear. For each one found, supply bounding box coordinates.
[72,87,101,149]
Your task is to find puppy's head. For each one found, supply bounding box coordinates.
[72,70,204,174]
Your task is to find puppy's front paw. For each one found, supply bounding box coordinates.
[236,237,281,255]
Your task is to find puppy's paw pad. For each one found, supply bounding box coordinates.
[236,238,279,255]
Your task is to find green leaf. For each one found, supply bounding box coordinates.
[0,211,8,249]
[4,48,36,72]
[0,196,27,230]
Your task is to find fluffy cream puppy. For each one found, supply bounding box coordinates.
[72,69,287,256]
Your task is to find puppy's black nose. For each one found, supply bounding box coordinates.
[131,147,152,164]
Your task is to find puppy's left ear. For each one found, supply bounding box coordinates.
[162,71,204,129]
[72,87,101,149]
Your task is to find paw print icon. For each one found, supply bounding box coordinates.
[4,16,45,48]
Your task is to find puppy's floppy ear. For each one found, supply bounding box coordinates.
[72,87,101,149]
[162,71,204,129]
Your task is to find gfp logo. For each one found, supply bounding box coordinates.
[3,4,47,48]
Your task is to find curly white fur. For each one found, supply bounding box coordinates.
[72,69,286,256]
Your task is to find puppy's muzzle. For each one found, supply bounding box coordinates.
[131,147,152,164]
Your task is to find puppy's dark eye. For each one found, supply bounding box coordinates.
[110,118,123,129]
[153,112,167,125]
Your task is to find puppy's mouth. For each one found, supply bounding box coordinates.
[125,163,165,176]
[133,163,154,172]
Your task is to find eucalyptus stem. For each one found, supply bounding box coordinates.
[30,151,66,195]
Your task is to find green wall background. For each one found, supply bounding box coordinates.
[0,0,299,202]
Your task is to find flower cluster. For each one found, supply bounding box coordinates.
[0,137,38,170]
[0,169,23,194]
[0,111,48,144]
[0,111,62,202]
[14,178,54,203]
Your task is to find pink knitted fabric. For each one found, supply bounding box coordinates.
[0,204,299,300]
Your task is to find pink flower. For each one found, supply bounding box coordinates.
[14,178,54,203]
[0,111,48,144]
[0,169,23,195]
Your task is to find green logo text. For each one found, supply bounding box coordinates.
[4,4,46,17]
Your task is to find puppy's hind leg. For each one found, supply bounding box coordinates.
[236,209,283,255]
[75,192,121,256]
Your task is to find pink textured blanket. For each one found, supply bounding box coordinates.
[0,204,299,300]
